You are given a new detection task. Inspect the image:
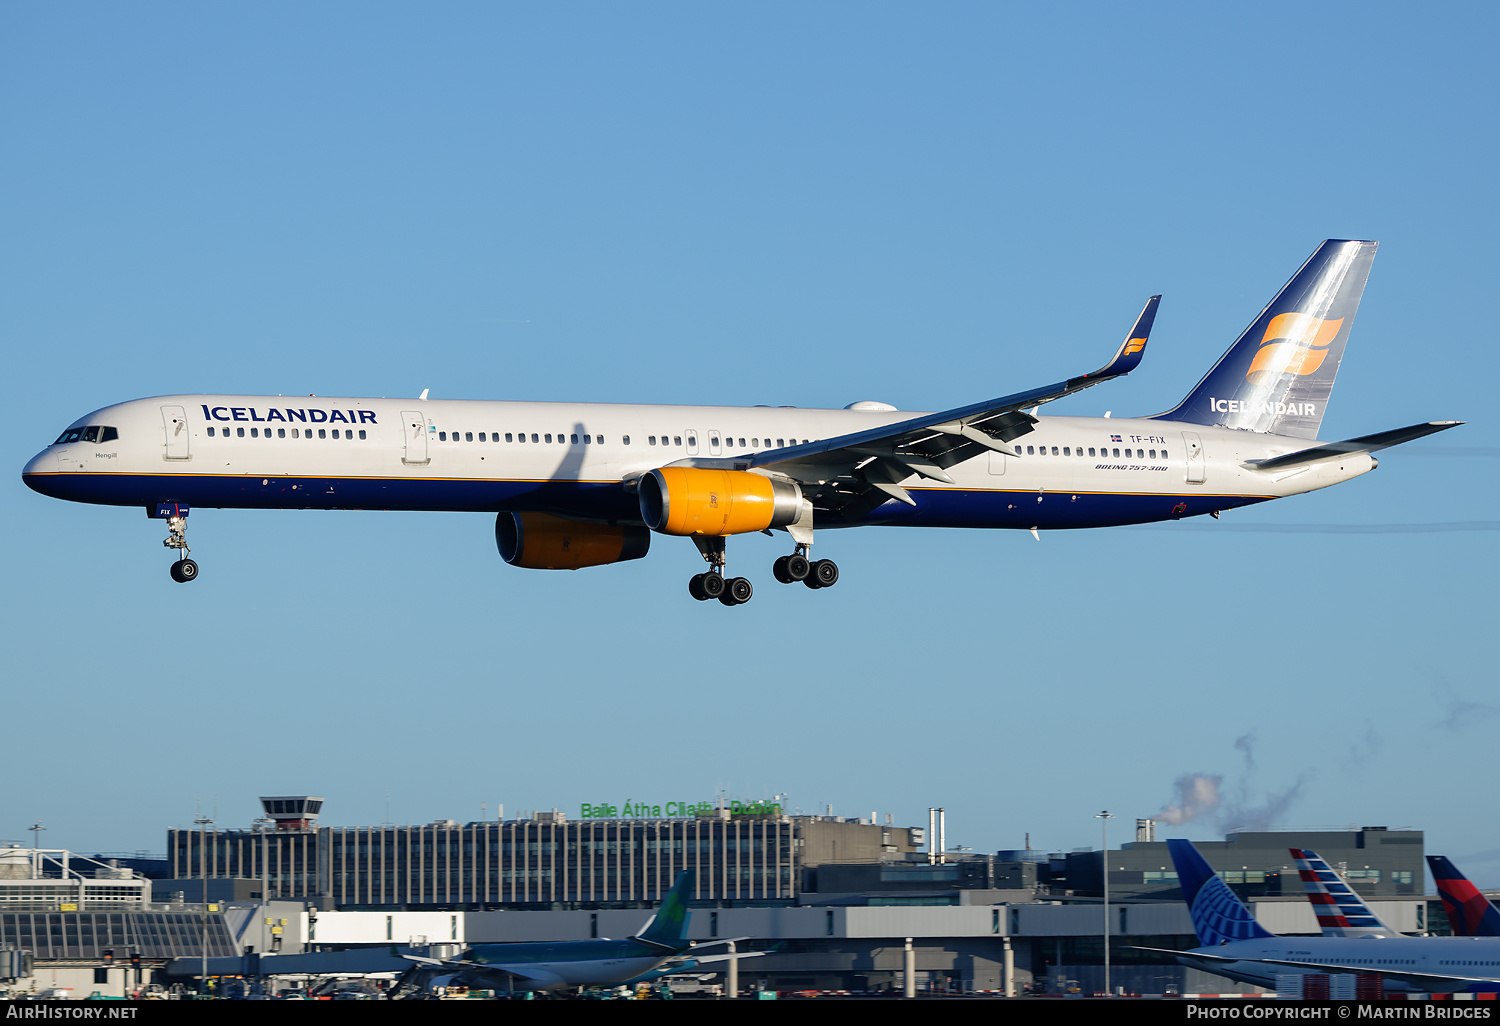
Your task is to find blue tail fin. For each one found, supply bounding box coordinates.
[1167,838,1276,946]
[1428,856,1500,937]
[1153,240,1378,439]
[636,870,694,949]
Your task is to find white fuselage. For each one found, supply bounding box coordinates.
[1183,936,1500,994]
[22,394,1376,530]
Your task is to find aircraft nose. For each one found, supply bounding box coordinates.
[22,450,58,494]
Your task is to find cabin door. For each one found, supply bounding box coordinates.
[161,405,190,460]
[402,411,430,465]
[1182,432,1206,484]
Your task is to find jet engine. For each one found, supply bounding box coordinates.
[638,468,803,537]
[495,512,651,570]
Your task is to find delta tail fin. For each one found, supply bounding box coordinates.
[1167,838,1276,946]
[1154,240,1378,440]
[1290,848,1398,937]
[1428,856,1500,937]
[635,870,694,950]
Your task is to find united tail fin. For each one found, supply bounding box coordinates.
[1290,848,1398,937]
[1167,838,1276,946]
[1154,240,1378,439]
[635,870,694,950]
[1428,856,1500,937]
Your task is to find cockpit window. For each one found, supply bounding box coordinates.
[52,425,117,445]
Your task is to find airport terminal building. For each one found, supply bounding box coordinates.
[167,797,920,909]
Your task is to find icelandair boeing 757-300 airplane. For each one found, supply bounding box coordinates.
[21,240,1460,603]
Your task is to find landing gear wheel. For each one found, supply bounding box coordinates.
[688,573,710,601]
[774,554,810,583]
[699,572,726,600]
[170,558,199,583]
[804,559,838,589]
[718,577,753,606]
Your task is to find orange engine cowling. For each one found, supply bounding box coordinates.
[638,467,803,537]
[495,512,651,570]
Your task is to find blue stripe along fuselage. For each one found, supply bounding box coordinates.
[22,471,1271,529]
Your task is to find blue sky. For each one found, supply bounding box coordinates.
[5,3,1498,884]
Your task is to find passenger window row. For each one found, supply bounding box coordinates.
[440,431,610,444]
[644,436,807,447]
[207,426,367,440]
[1019,445,1169,459]
[437,432,814,448]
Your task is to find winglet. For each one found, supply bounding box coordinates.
[1079,295,1159,383]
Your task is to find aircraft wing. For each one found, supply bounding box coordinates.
[1132,946,1500,993]
[401,953,568,989]
[738,296,1159,520]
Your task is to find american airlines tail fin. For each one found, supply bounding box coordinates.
[1154,240,1378,440]
[1428,856,1500,937]
[1166,839,1276,946]
[1290,848,1398,937]
[635,870,694,950]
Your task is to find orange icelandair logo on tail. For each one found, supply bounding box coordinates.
[1123,337,1147,355]
[1245,312,1344,384]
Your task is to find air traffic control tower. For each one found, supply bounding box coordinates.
[260,796,324,831]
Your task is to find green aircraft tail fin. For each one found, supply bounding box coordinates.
[638,870,693,948]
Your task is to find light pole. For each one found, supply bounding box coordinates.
[1095,810,1114,996]
[195,814,214,997]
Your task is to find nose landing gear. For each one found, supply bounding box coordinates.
[163,515,199,583]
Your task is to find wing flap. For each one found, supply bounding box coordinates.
[744,296,1159,517]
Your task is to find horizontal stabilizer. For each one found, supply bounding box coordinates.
[1246,421,1462,471]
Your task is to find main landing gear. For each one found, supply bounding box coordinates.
[687,537,753,606]
[686,540,840,607]
[163,515,199,584]
[772,545,839,590]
